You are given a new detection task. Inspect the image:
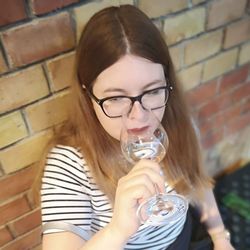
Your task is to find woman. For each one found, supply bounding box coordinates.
[38,5,234,250]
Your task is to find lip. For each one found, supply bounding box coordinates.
[128,126,149,134]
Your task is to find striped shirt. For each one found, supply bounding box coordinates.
[41,145,188,250]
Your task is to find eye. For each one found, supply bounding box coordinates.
[104,97,128,106]
[147,88,162,95]
[108,97,124,102]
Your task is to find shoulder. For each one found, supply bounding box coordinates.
[47,145,87,170]
[48,145,84,161]
[44,144,92,185]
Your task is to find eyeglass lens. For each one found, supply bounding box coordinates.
[103,88,168,117]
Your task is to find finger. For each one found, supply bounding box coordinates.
[118,173,156,195]
[133,159,162,173]
[119,184,154,208]
[124,167,165,193]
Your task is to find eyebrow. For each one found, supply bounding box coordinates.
[103,79,166,94]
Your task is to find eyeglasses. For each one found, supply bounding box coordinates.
[86,85,173,118]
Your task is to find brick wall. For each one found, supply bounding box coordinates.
[0,0,249,249]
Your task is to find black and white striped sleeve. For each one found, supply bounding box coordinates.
[41,145,93,240]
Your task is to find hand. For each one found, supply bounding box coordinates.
[108,159,165,242]
[213,238,235,250]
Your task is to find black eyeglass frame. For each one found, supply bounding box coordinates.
[86,85,173,118]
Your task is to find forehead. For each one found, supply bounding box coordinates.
[93,54,165,93]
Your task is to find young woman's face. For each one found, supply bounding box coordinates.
[92,54,166,140]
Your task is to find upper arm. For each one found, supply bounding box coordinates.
[41,146,92,245]
[42,231,86,250]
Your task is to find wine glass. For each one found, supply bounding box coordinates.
[120,110,188,226]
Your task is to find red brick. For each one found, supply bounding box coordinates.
[225,112,250,136]
[201,128,223,149]
[186,80,218,107]
[0,0,27,27]
[219,65,249,93]
[199,119,213,137]
[0,165,36,201]
[0,226,13,247]
[0,196,30,226]
[198,92,233,120]
[2,13,75,67]
[242,98,250,114]
[198,104,242,137]
[213,105,242,126]
[186,79,218,108]
[31,0,78,15]
[10,209,41,236]
[2,227,41,250]
[232,81,250,102]
[224,18,250,48]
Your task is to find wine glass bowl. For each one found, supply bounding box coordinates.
[120,112,168,164]
[120,110,188,226]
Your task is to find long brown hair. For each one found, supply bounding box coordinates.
[33,5,212,204]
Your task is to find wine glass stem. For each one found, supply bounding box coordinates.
[154,184,164,204]
[154,183,160,196]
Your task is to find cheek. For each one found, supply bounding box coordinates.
[153,107,165,123]
[93,103,122,140]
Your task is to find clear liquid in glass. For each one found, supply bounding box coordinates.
[124,141,166,164]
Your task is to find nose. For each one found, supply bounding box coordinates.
[128,101,147,121]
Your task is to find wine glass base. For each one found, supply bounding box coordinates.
[137,194,188,226]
